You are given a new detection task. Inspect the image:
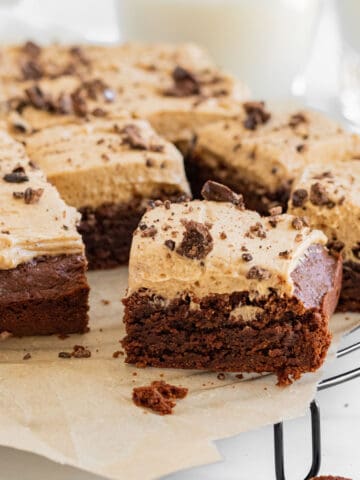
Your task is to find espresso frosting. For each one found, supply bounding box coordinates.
[24,117,190,209]
[194,106,360,193]
[288,160,360,264]
[0,41,249,144]
[127,200,327,299]
[0,130,84,269]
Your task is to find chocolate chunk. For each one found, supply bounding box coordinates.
[279,250,291,259]
[23,353,31,360]
[243,101,271,130]
[176,220,213,260]
[310,182,334,207]
[25,85,50,110]
[164,239,176,251]
[201,180,244,209]
[23,187,44,204]
[246,266,271,280]
[3,169,29,183]
[132,381,188,415]
[352,243,360,259]
[288,113,307,128]
[291,188,308,207]
[120,124,148,150]
[21,60,43,80]
[242,253,253,262]
[22,41,41,57]
[327,240,345,253]
[164,66,201,97]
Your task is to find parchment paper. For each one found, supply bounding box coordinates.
[0,268,358,480]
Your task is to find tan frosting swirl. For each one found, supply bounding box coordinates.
[194,107,360,193]
[0,130,84,269]
[127,200,327,299]
[25,117,190,209]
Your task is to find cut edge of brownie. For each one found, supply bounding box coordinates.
[0,254,89,336]
[337,260,360,312]
[78,189,189,270]
[184,148,292,214]
[122,245,342,385]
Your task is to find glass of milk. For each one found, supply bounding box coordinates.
[337,0,360,126]
[116,0,320,99]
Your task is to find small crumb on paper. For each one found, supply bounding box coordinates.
[132,381,188,415]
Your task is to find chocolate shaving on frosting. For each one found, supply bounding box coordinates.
[243,101,271,130]
[164,65,201,97]
[176,220,213,260]
[201,180,244,209]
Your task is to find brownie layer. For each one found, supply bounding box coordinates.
[337,261,360,312]
[185,150,291,213]
[123,245,342,384]
[78,191,188,270]
[0,254,89,336]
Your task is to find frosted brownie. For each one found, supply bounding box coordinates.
[25,117,190,269]
[122,181,342,384]
[0,130,89,335]
[1,43,248,145]
[190,104,360,213]
[288,161,360,312]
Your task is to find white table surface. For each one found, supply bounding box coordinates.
[0,1,359,479]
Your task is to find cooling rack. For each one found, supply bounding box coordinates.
[274,329,360,480]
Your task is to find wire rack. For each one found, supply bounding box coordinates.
[273,328,360,480]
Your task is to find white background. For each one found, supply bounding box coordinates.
[0,1,359,478]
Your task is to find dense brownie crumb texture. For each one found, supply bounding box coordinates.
[123,181,342,385]
[0,129,89,336]
[132,381,188,415]
[288,160,360,312]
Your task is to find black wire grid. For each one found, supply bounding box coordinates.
[273,333,360,480]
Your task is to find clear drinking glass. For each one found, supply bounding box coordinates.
[116,0,320,99]
[337,0,360,126]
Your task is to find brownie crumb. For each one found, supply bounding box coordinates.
[310,182,334,207]
[101,299,110,305]
[242,253,253,262]
[23,40,41,57]
[201,180,244,209]
[58,333,70,340]
[235,374,244,380]
[291,216,309,230]
[164,66,201,97]
[132,381,188,415]
[268,205,282,216]
[176,220,213,260]
[120,124,148,150]
[23,353,31,360]
[243,101,271,130]
[246,266,271,280]
[164,239,176,251]
[219,231,227,240]
[291,188,308,207]
[140,225,158,238]
[72,345,91,358]
[58,351,72,359]
[246,222,267,239]
[279,250,291,259]
[113,350,124,358]
[327,240,345,254]
[296,144,307,153]
[217,373,226,380]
